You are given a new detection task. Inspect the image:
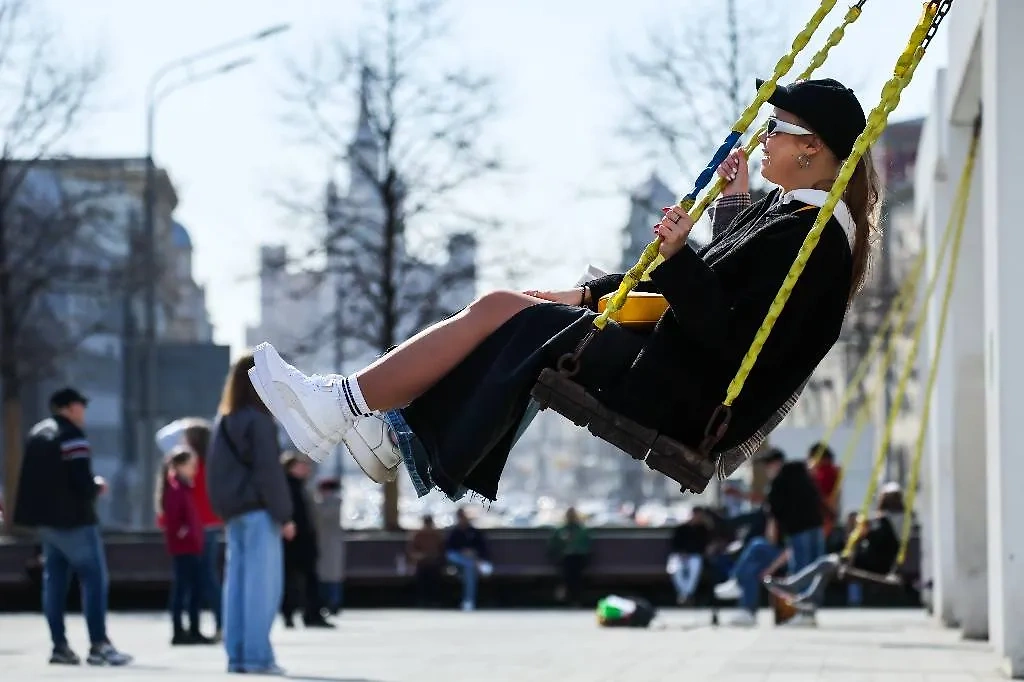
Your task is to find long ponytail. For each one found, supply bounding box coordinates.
[842,149,883,302]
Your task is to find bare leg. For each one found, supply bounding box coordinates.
[355,291,543,412]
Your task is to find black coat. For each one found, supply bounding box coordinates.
[398,189,853,501]
[14,416,100,528]
[283,474,318,568]
[585,188,853,452]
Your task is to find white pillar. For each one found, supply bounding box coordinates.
[924,70,959,629]
[948,120,987,640]
[982,0,1024,675]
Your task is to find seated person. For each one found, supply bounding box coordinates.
[764,482,905,611]
[444,508,491,612]
[667,507,712,605]
[247,79,875,509]
[714,448,825,626]
[547,507,592,606]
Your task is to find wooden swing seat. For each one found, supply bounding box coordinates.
[531,367,718,494]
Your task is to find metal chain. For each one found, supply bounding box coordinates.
[922,0,954,53]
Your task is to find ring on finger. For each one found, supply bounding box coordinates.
[668,212,681,224]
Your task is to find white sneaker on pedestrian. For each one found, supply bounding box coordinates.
[344,415,402,484]
[714,579,742,601]
[785,612,818,628]
[249,343,356,461]
[725,610,757,627]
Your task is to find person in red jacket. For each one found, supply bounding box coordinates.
[156,418,223,640]
[182,420,223,640]
[807,442,841,537]
[157,447,214,645]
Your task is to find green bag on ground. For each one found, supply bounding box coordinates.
[596,595,656,628]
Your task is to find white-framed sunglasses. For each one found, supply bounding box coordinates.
[764,116,813,137]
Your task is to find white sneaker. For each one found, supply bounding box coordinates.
[785,612,818,628]
[247,367,331,463]
[249,343,355,461]
[344,415,402,484]
[714,579,742,601]
[725,611,757,627]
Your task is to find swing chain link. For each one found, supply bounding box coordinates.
[922,0,954,54]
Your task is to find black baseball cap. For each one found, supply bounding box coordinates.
[49,387,89,410]
[755,77,867,159]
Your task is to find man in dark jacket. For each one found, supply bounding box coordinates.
[280,452,333,628]
[714,448,824,626]
[13,388,132,666]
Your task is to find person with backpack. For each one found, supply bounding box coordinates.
[207,354,294,676]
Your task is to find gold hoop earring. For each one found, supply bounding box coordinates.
[797,153,811,169]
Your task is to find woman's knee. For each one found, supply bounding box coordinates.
[468,289,537,324]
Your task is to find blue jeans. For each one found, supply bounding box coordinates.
[38,525,109,647]
[732,527,825,613]
[787,527,825,574]
[201,528,223,630]
[733,538,782,613]
[446,551,478,607]
[170,554,203,633]
[320,581,343,612]
[223,511,283,672]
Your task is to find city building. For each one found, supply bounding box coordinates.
[0,157,220,528]
[916,1,1023,668]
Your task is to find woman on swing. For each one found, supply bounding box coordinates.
[248,78,879,503]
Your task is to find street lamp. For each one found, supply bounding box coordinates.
[136,24,290,527]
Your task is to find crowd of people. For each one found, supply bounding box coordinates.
[10,356,600,674]
[661,443,911,627]
[10,359,913,674]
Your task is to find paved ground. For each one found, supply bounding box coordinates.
[0,608,1009,681]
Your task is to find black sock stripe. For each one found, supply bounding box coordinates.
[341,378,361,416]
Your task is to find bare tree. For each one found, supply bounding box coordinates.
[0,0,109,530]
[280,0,506,529]
[613,0,783,188]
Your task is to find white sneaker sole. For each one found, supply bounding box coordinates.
[250,343,349,462]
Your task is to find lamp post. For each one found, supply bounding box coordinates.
[136,24,290,527]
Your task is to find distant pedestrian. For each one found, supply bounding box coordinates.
[13,387,133,666]
[156,418,223,640]
[313,478,345,615]
[207,354,293,675]
[157,446,216,645]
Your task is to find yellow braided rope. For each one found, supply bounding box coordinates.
[841,121,977,559]
[593,0,841,329]
[722,2,937,408]
[894,124,980,568]
[828,264,920,521]
[812,248,924,467]
[821,253,925,512]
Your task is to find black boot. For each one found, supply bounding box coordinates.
[187,628,216,645]
[303,610,336,628]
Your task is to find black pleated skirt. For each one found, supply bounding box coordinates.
[384,302,647,501]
